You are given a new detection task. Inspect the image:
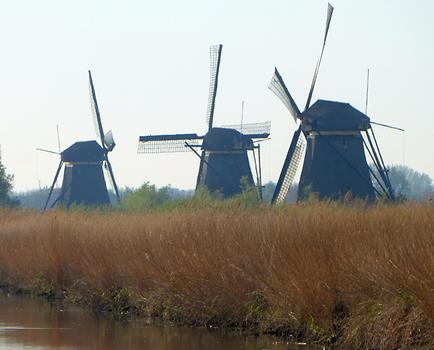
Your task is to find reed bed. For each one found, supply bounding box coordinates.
[0,203,433,349]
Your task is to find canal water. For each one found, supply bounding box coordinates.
[0,293,316,350]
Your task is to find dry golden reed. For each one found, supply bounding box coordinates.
[0,203,433,348]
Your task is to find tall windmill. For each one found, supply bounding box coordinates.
[42,71,121,210]
[270,3,394,203]
[138,45,270,198]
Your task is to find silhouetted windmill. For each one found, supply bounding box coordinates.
[41,71,121,210]
[138,45,270,198]
[269,3,394,203]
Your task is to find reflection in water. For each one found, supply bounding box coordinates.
[0,293,311,350]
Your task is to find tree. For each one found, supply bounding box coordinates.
[122,182,173,211]
[387,165,433,201]
[0,154,19,207]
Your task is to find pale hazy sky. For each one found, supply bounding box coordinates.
[0,0,433,192]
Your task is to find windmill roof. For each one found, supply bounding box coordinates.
[61,140,105,163]
[301,100,370,131]
[203,128,254,151]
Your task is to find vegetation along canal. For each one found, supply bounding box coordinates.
[0,293,315,350]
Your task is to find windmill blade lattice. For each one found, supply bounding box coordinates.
[220,121,271,137]
[138,134,202,153]
[272,128,306,204]
[104,158,121,204]
[104,162,115,197]
[89,70,120,204]
[88,70,106,150]
[304,3,334,110]
[205,44,223,131]
[269,68,301,121]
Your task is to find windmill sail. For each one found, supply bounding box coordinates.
[271,128,305,204]
[104,130,116,151]
[43,160,63,211]
[205,44,223,131]
[36,148,59,155]
[269,68,301,121]
[138,133,202,153]
[198,44,223,191]
[88,70,121,204]
[220,121,271,137]
[104,158,121,204]
[88,70,106,149]
[268,69,303,204]
[304,3,334,110]
[370,121,404,132]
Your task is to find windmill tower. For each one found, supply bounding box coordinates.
[42,71,121,210]
[270,3,394,203]
[138,45,270,198]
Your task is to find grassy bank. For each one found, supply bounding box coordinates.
[0,203,433,348]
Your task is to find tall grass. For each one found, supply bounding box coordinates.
[0,202,433,348]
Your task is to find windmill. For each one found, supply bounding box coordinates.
[269,3,394,203]
[41,71,121,210]
[138,45,270,198]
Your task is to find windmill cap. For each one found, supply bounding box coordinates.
[61,140,105,163]
[202,127,254,151]
[301,99,371,132]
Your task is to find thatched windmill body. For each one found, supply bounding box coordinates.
[138,45,270,198]
[42,71,121,209]
[270,4,394,203]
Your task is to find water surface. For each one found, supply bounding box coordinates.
[0,293,313,350]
